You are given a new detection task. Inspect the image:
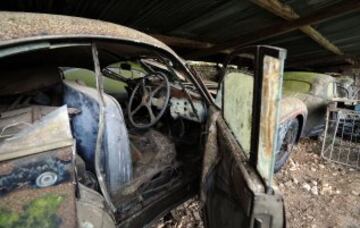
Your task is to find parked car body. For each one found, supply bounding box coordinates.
[275,96,307,172]
[191,67,349,172]
[334,75,359,100]
[188,63,309,172]
[283,71,336,137]
[0,12,286,227]
[273,71,341,172]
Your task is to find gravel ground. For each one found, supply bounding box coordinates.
[152,198,203,228]
[153,139,360,228]
[275,139,360,228]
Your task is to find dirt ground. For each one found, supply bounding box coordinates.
[153,198,203,228]
[275,139,360,228]
[153,139,360,228]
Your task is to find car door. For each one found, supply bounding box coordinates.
[201,46,286,228]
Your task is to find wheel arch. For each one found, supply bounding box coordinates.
[294,114,304,143]
[280,97,308,143]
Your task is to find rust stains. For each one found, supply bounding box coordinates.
[279,97,308,124]
[55,147,73,162]
[260,56,281,158]
[0,12,175,57]
[0,162,14,176]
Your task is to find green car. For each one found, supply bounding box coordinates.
[192,66,338,172]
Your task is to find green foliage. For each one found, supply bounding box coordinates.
[0,194,64,228]
[0,208,19,227]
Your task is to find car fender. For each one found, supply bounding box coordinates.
[279,97,308,142]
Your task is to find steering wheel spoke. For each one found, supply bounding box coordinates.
[151,83,165,97]
[145,104,156,122]
[131,103,143,115]
[141,79,146,94]
[127,72,170,129]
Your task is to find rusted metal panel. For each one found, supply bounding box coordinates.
[0,12,174,56]
[283,72,335,137]
[0,146,77,228]
[279,97,308,142]
[0,106,74,161]
[216,117,265,194]
[279,97,307,138]
[219,46,286,185]
[1,0,360,67]
[223,71,254,156]
[0,12,214,107]
[279,97,307,124]
[257,55,283,185]
[283,71,335,97]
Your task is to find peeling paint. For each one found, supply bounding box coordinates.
[0,150,72,196]
[257,55,282,184]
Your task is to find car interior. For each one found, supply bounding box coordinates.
[0,41,209,223]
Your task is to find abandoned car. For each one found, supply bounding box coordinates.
[190,64,305,172]
[282,72,339,137]
[272,72,342,171]
[0,12,286,227]
[190,66,343,172]
[241,71,358,172]
[334,75,358,100]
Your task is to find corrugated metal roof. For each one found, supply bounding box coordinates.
[0,0,359,69]
[261,10,360,66]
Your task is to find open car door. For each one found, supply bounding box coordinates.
[202,46,286,227]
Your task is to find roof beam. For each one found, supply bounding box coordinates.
[187,0,360,58]
[150,34,213,49]
[288,55,360,68]
[251,0,343,56]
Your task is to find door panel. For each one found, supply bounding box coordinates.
[202,46,286,228]
[257,55,284,184]
[204,115,284,228]
[223,72,253,155]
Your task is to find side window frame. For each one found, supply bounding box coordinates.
[221,46,286,186]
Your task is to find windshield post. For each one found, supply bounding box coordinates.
[91,42,116,213]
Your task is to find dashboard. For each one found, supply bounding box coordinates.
[168,83,207,123]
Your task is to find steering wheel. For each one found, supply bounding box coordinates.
[127,72,170,129]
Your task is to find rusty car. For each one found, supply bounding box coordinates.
[334,75,358,100]
[188,64,357,173]
[192,64,308,173]
[0,12,286,227]
[282,72,337,135]
[272,72,340,171]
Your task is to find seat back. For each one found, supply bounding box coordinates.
[63,81,132,197]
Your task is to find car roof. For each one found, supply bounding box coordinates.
[0,11,177,57]
[284,71,334,84]
[0,12,214,104]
